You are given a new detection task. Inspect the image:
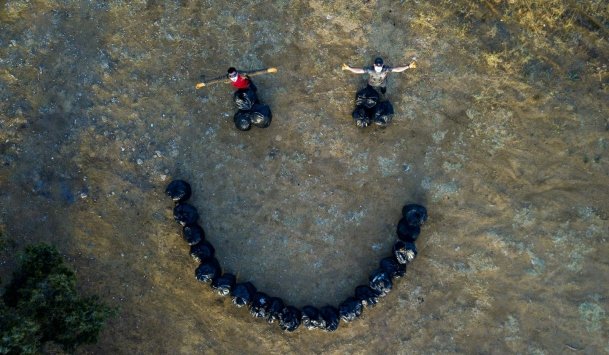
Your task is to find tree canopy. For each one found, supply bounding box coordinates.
[1,244,114,354]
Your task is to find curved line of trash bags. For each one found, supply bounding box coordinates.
[166,179,428,332]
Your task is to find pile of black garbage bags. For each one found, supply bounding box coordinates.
[232,87,272,131]
[352,86,394,128]
[166,179,427,333]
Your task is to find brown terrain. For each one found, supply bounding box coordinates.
[1,0,608,353]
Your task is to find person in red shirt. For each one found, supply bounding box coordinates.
[195,67,277,90]
[227,67,257,91]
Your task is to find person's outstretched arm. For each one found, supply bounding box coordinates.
[342,63,366,74]
[390,61,417,73]
[241,68,278,75]
[195,74,229,89]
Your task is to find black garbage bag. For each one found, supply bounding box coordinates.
[355,85,380,108]
[195,257,221,284]
[355,285,381,307]
[266,297,285,324]
[189,240,214,263]
[173,203,199,226]
[233,88,258,110]
[211,273,236,296]
[373,101,394,127]
[301,306,325,330]
[380,256,406,279]
[402,204,428,227]
[352,106,372,128]
[319,306,340,332]
[279,306,302,332]
[182,224,204,246]
[165,180,191,202]
[396,218,421,242]
[394,240,417,264]
[250,292,272,318]
[232,282,257,307]
[338,297,363,322]
[234,110,252,131]
[369,269,393,296]
[249,104,272,128]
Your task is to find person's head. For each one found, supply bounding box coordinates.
[374,57,384,73]
[227,67,238,82]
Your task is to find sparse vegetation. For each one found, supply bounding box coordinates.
[428,0,609,87]
[0,0,607,352]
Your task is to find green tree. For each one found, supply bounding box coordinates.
[1,244,114,354]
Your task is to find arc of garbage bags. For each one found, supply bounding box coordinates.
[166,179,428,333]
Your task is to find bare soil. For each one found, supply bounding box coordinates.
[1,1,608,353]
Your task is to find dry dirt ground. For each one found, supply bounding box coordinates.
[1,0,608,353]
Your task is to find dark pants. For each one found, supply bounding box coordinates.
[369,85,386,95]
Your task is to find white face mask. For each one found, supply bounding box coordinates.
[229,74,238,82]
[374,65,383,73]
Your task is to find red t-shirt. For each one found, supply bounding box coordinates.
[230,74,250,89]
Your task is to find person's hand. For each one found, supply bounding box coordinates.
[408,61,417,69]
[341,63,350,71]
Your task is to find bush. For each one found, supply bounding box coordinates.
[0,244,114,354]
